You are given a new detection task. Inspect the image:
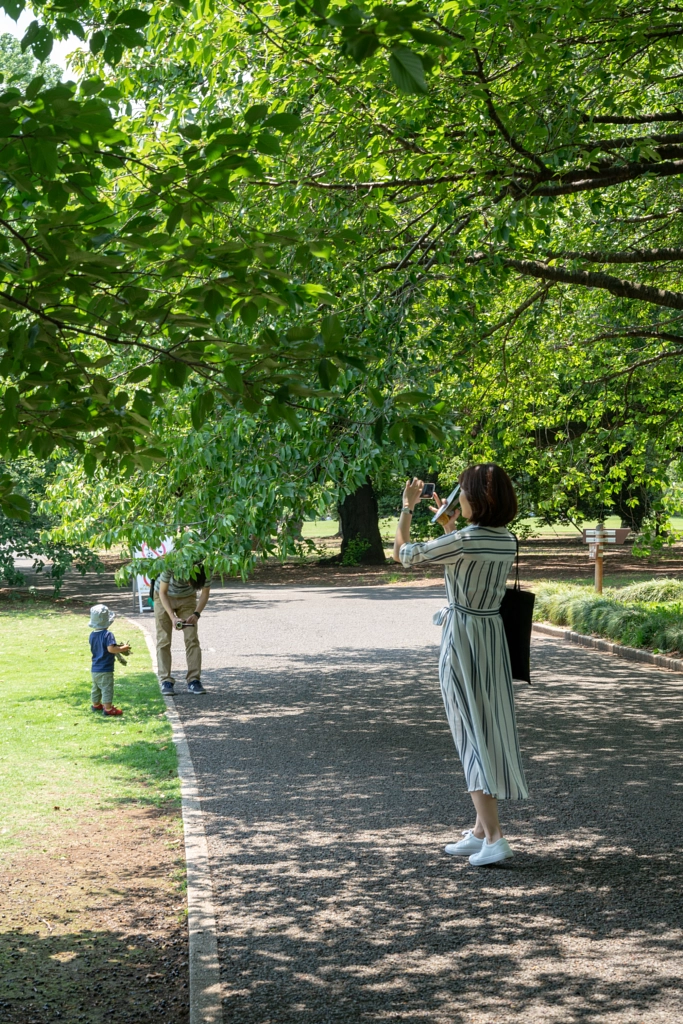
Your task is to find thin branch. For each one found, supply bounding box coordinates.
[253,172,474,191]
[479,285,551,340]
[593,348,683,381]
[472,49,548,173]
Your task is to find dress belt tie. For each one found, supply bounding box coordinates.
[433,602,501,626]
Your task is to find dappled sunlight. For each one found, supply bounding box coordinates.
[167,591,683,1024]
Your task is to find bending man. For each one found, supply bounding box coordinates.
[155,568,211,695]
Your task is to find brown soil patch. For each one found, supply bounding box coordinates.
[0,805,189,1024]
[241,537,683,588]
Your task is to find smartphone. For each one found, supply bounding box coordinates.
[421,482,435,499]
[431,484,460,525]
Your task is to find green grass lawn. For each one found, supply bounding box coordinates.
[0,607,179,854]
[303,515,683,541]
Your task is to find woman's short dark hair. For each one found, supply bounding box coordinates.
[459,464,518,527]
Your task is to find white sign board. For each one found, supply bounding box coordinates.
[582,528,630,545]
[132,537,174,613]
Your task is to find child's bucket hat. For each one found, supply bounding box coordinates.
[88,604,116,629]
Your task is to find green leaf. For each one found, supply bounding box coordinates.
[1,0,25,20]
[164,360,189,387]
[254,131,281,155]
[116,9,151,28]
[25,75,45,100]
[204,289,224,318]
[21,21,53,62]
[389,47,428,94]
[328,5,363,27]
[409,27,455,47]
[245,104,269,125]
[239,302,259,327]
[222,363,244,393]
[321,314,343,348]
[0,489,30,521]
[110,26,146,48]
[308,239,332,258]
[317,358,339,389]
[262,113,302,134]
[286,326,315,341]
[90,30,105,54]
[127,366,152,383]
[394,390,430,406]
[84,452,97,477]
[180,124,202,141]
[191,389,215,429]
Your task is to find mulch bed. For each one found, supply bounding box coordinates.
[0,805,189,1024]
[238,537,683,588]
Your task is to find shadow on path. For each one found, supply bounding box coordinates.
[172,636,683,1023]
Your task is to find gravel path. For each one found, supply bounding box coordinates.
[130,583,681,1022]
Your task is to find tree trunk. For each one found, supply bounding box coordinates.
[612,479,651,532]
[338,480,386,565]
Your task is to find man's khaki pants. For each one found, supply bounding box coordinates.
[154,595,201,684]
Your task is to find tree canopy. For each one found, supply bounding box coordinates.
[2,0,683,570]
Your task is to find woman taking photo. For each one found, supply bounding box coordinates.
[393,463,528,866]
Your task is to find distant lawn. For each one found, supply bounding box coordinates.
[0,608,179,853]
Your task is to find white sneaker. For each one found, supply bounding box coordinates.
[445,830,484,856]
[468,837,513,866]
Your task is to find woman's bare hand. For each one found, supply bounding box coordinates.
[402,477,424,511]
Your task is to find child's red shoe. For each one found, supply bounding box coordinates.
[91,704,104,712]
[102,706,123,717]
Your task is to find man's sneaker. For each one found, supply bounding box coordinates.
[469,837,514,867]
[445,830,484,857]
[187,680,205,694]
[161,680,175,695]
[91,703,104,712]
[102,706,123,717]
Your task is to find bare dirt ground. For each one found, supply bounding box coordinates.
[0,805,189,1024]
[6,537,683,607]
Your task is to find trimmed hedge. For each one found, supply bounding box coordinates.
[534,581,683,655]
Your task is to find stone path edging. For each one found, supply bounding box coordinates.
[127,618,223,1024]
[533,621,683,673]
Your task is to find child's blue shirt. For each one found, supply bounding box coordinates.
[90,629,117,673]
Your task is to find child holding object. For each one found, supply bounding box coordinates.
[88,604,131,717]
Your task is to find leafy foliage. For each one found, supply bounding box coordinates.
[0,457,101,590]
[534,581,683,654]
[5,0,683,565]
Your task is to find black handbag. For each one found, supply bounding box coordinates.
[500,536,535,683]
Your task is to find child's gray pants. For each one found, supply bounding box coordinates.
[91,671,114,705]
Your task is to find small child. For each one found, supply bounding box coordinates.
[88,604,131,717]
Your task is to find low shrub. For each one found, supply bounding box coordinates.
[534,581,683,654]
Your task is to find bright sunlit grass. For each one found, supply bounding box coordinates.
[0,608,179,852]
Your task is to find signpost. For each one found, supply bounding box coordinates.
[132,537,174,613]
[582,524,631,593]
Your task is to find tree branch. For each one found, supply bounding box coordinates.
[581,111,683,124]
[499,258,683,310]
[546,247,683,263]
[514,157,683,197]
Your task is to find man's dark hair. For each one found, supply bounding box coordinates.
[458,464,518,527]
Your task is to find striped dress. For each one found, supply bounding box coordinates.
[400,525,528,800]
